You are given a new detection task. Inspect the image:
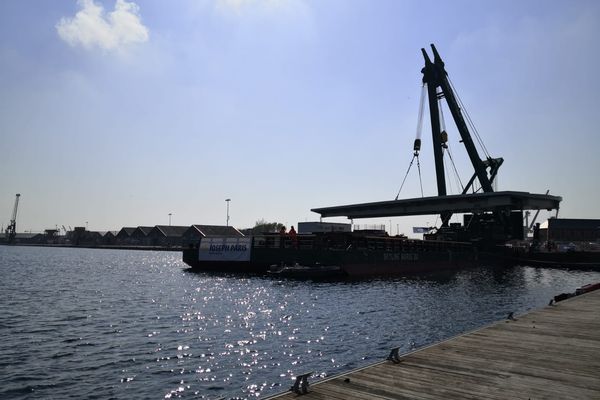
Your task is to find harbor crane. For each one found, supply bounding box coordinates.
[5,194,21,244]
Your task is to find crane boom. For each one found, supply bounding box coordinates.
[421,44,503,225]
[428,44,495,193]
[5,194,20,244]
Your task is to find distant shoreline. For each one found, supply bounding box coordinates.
[0,243,183,252]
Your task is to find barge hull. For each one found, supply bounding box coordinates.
[183,234,479,277]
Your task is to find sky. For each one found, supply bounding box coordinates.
[1,0,599,236]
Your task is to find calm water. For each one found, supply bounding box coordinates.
[1,246,600,399]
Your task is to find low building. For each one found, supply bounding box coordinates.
[130,226,154,246]
[182,225,244,246]
[68,227,103,245]
[539,218,600,243]
[0,232,43,244]
[148,225,189,247]
[101,231,118,245]
[116,227,136,245]
[298,222,352,234]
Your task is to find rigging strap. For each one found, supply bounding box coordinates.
[395,154,417,200]
[394,151,424,200]
[416,155,424,197]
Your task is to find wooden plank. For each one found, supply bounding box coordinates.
[407,349,600,386]
[349,367,510,400]
[316,379,400,400]
[267,290,600,400]
[404,354,600,393]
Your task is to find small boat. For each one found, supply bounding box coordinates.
[268,262,347,279]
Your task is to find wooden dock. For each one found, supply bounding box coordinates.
[267,289,600,400]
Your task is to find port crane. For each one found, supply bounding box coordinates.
[5,194,21,244]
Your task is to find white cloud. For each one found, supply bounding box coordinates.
[56,0,149,51]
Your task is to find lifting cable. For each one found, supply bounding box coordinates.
[416,154,424,197]
[416,84,426,145]
[448,77,491,159]
[438,92,464,192]
[445,146,464,192]
[395,84,426,200]
[443,153,453,194]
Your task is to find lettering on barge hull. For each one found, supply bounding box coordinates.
[208,244,248,252]
[199,237,252,262]
[383,253,419,261]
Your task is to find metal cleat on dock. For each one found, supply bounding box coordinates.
[387,347,402,363]
[290,371,313,395]
[506,312,516,321]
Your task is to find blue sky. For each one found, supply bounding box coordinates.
[1,0,599,235]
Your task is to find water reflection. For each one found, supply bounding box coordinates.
[1,246,599,399]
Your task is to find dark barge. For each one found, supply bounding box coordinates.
[182,232,479,277]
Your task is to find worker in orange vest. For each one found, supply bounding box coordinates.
[289,226,298,248]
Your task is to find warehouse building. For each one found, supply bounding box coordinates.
[148,225,189,247]
[182,225,244,247]
[539,218,600,243]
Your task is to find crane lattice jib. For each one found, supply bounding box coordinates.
[11,194,20,222]
[5,194,20,244]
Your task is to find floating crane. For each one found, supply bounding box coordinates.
[312,45,561,246]
[5,194,20,244]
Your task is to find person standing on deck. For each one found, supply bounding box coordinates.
[279,225,287,248]
[288,226,298,249]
